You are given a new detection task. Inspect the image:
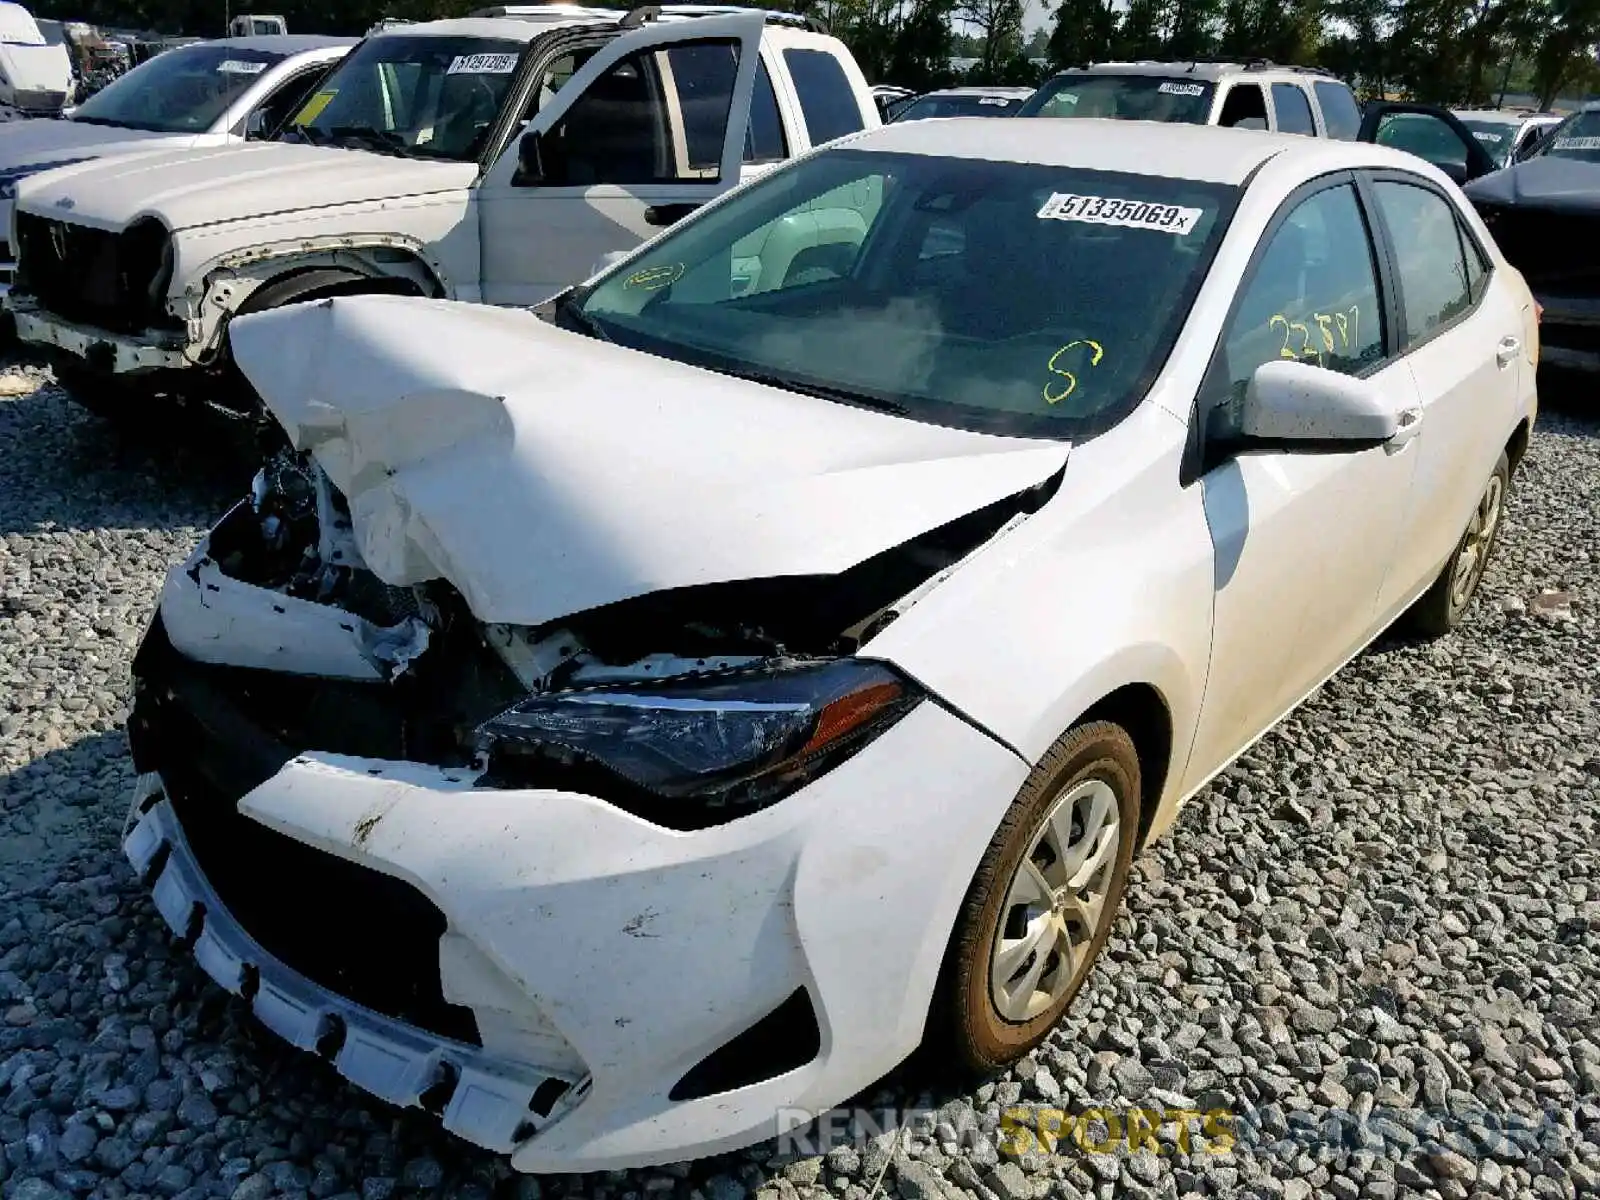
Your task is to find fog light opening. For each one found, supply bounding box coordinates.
[528,1077,571,1118]
[418,1059,460,1115]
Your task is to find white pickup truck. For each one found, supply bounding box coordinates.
[5,3,879,420]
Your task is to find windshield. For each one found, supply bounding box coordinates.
[70,44,283,133]
[282,34,526,162]
[1018,74,1214,124]
[893,94,1025,122]
[573,149,1234,438]
[1536,110,1600,163]
[1459,118,1517,165]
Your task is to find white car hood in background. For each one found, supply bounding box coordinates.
[14,141,477,231]
[228,294,1072,628]
[0,43,71,96]
[0,115,171,168]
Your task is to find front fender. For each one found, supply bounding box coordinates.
[174,235,451,362]
[863,400,1213,834]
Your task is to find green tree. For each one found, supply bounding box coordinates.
[1046,0,1118,66]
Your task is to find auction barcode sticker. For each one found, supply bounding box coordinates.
[217,59,268,74]
[979,96,1013,105]
[1552,136,1600,151]
[1157,81,1205,96]
[447,53,520,75]
[1037,192,1204,234]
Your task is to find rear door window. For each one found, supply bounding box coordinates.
[1271,83,1316,135]
[782,47,863,145]
[1217,82,1267,130]
[1312,81,1362,139]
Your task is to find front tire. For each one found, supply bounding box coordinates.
[1404,451,1509,637]
[933,721,1140,1071]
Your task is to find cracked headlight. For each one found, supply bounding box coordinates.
[476,659,923,816]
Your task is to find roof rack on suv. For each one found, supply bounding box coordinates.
[1084,58,1336,77]
[470,4,637,18]
[618,4,828,31]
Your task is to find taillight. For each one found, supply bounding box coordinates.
[1534,301,1543,324]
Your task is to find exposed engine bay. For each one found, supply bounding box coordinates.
[148,449,1060,826]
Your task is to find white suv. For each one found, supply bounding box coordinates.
[1019,60,1368,139]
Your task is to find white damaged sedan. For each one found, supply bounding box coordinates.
[123,118,1537,1171]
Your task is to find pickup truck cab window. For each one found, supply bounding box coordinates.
[783,47,864,143]
[1271,83,1316,135]
[1313,80,1361,138]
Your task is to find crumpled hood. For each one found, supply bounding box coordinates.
[0,115,171,174]
[227,294,1072,628]
[1465,156,1600,214]
[14,141,476,232]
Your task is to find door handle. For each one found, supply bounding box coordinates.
[1388,405,1424,449]
[1496,335,1520,367]
[644,203,701,227]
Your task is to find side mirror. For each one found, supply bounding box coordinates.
[1239,359,1398,447]
[244,109,269,140]
[515,129,547,185]
[1437,159,1469,185]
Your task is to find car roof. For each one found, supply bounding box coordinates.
[212,33,357,50]
[841,116,1444,186]
[370,15,612,40]
[919,86,1035,98]
[1059,60,1338,83]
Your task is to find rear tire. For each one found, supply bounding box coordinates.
[932,721,1140,1071]
[1404,451,1510,637]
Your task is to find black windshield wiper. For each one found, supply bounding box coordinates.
[323,126,414,157]
[714,365,910,416]
[552,290,610,342]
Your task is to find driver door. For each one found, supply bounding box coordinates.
[476,12,764,307]
[1358,102,1499,184]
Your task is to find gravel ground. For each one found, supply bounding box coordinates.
[1,367,1597,1200]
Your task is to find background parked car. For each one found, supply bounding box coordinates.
[1465,101,1600,377]
[1452,108,1563,168]
[889,85,1033,122]
[0,2,74,118]
[6,7,880,426]
[0,35,353,298]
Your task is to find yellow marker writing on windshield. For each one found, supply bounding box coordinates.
[624,263,684,291]
[1044,339,1103,405]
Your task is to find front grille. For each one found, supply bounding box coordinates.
[127,613,484,1046]
[14,212,139,331]
[1476,204,1600,292]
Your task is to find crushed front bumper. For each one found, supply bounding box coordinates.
[129,595,1030,1170]
[7,295,187,374]
[124,790,586,1152]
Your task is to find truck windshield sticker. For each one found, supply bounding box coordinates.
[1157,81,1205,96]
[217,59,269,74]
[447,53,520,75]
[1552,136,1600,151]
[293,90,337,124]
[1037,192,1204,235]
[979,96,1012,105]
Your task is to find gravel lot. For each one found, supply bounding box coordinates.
[1,366,1597,1200]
